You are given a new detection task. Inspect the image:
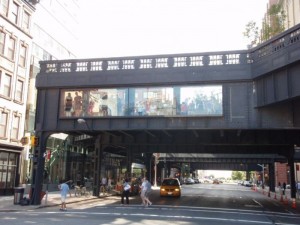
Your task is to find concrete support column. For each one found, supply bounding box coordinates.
[268,163,275,192]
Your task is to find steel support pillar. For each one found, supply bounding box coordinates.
[268,163,275,192]
[31,131,47,205]
[288,157,297,199]
[93,135,102,197]
[126,148,132,179]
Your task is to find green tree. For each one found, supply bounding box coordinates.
[243,21,259,48]
[262,1,286,41]
[231,171,245,180]
[243,1,286,46]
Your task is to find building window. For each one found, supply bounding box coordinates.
[10,2,19,24]
[7,36,15,61]
[0,30,5,55]
[0,72,12,97]
[15,79,23,102]
[22,10,30,31]
[0,0,9,16]
[11,115,20,140]
[0,111,8,138]
[19,44,27,67]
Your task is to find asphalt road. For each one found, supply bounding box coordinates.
[1,183,300,225]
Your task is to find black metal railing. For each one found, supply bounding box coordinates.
[39,24,300,74]
[39,51,250,74]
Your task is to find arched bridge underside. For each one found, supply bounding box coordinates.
[30,24,300,204]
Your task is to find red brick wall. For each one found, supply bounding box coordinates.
[275,162,288,186]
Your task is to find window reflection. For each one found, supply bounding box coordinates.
[60,86,222,117]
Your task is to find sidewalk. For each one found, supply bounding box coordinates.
[0,191,106,212]
[2,186,300,213]
[253,185,300,213]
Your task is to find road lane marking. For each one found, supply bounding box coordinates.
[253,199,263,207]
[7,211,299,225]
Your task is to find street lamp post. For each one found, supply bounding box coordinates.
[77,118,91,130]
[257,164,265,188]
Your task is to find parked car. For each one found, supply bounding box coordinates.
[243,180,253,187]
[200,178,212,184]
[194,178,200,183]
[185,178,195,184]
[160,178,181,197]
[213,179,220,184]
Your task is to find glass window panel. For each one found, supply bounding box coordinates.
[11,116,20,140]
[15,79,23,101]
[19,45,26,67]
[0,0,8,16]
[8,153,17,165]
[180,86,223,115]
[0,152,8,165]
[7,37,15,60]
[0,112,8,137]
[60,86,222,117]
[0,73,12,97]
[0,31,5,54]
[10,2,18,24]
[6,166,16,189]
[22,10,30,30]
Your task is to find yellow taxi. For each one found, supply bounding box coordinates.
[160,178,181,197]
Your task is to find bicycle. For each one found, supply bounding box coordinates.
[74,185,91,197]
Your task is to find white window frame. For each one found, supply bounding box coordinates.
[15,78,24,102]
[0,109,9,139]
[22,9,30,31]
[11,113,20,141]
[0,29,5,55]
[0,71,12,98]
[7,35,15,61]
[0,0,9,17]
[18,42,27,67]
[10,1,19,24]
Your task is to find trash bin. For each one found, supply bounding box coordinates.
[14,187,24,205]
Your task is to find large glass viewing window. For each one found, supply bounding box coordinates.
[60,85,222,118]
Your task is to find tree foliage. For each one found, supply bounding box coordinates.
[243,1,286,47]
[231,171,245,180]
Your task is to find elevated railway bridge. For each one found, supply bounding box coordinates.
[31,24,300,204]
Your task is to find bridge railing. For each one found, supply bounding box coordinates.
[39,50,250,74]
[250,23,300,62]
[39,24,300,75]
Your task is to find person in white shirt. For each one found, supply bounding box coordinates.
[121,179,130,205]
[140,177,152,207]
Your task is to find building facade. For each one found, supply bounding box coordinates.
[23,0,80,187]
[0,0,80,195]
[0,0,36,195]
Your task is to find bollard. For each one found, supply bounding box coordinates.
[284,195,288,205]
[292,198,296,209]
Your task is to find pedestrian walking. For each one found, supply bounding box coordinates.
[144,177,152,207]
[140,177,152,207]
[121,179,131,205]
[282,182,287,195]
[58,180,70,211]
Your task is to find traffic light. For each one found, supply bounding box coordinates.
[30,136,39,147]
